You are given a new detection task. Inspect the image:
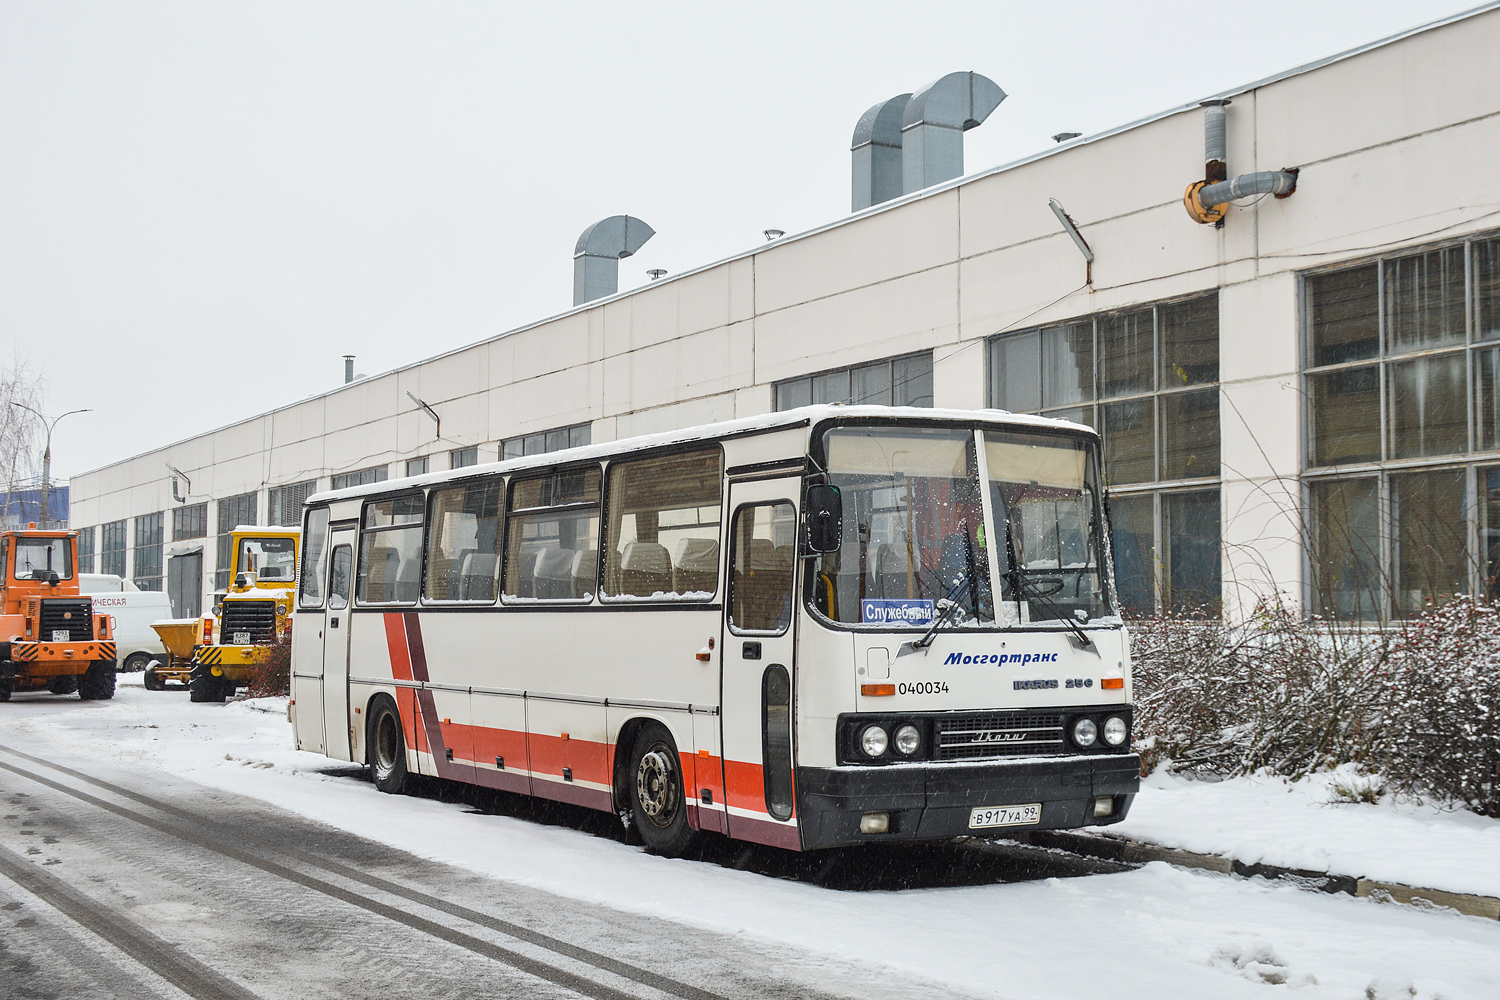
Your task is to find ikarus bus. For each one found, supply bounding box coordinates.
[289,405,1138,855]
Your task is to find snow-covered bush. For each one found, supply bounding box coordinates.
[1131,601,1387,780]
[246,638,291,698]
[1383,597,1500,818]
[1130,597,1500,817]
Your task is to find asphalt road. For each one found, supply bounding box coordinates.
[0,741,1129,1000]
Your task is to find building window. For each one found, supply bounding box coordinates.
[330,466,388,491]
[1304,235,1500,617]
[988,291,1221,615]
[267,481,316,527]
[405,457,429,477]
[172,502,207,541]
[133,512,164,591]
[502,422,591,461]
[76,526,96,575]
[100,520,127,578]
[450,446,479,469]
[773,351,934,411]
[215,492,257,590]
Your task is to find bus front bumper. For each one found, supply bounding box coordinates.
[795,753,1140,851]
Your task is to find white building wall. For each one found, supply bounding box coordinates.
[69,7,1500,614]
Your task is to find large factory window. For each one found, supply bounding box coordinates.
[773,351,933,411]
[330,466,388,491]
[1303,234,1500,617]
[987,291,1221,617]
[267,481,316,527]
[75,526,96,575]
[214,492,257,590]
[133,512,164,591]
[100,520,126,578]
[502,422,590,460]
[172,503,207,541]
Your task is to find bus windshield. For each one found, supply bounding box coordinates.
[984,430,1112,626]
[812,424,1112,629]
[14,537,72,581]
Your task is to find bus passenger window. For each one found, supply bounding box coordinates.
[503,467,601,602]
[729,502,797,634]
[298,507,330,608]
[356,495,424,605]
[603,449,722,600]
[424,480,502,602]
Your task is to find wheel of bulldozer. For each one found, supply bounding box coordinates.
[48,675,80,696]
[78,661,116,701]
[189,663,226,703]
[0,683,10,702]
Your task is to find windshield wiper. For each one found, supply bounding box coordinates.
[908,597,961,653]
[1008,567,1093,649]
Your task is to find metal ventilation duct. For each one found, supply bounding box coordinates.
[901,71,1006,194]
[573,215,656,306]
[850,93,912,212]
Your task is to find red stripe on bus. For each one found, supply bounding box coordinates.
[380,613,424,755]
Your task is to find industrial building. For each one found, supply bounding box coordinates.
[69,6,1500,622]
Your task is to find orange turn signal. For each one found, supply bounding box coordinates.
[861,683,895,697]
[1101,677,1124,690]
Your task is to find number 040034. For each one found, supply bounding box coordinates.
[967,803,1042,829]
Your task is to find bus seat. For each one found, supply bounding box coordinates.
[619,540,672,596]
[458,552,497,601]
[570,549,597,598]
[873,542,916,600]
[534,547,576,600]
[673,538,718,596]
[394,557,421,603]
[512,548,539,599]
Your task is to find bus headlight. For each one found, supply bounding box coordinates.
[1071,717,1098,748]
[860,725,889,757]
[893,724,921,756]
[1103,716,1128,746]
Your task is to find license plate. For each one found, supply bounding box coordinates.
[968,803,1042,829]
[51,629,69,642]
[232,631,251,644]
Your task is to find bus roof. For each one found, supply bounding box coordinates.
[307,404,1098,507]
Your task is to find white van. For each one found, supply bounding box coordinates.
[80,575,173,672]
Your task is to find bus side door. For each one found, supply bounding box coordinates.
[720,479,800,849]
[321,533,356,759]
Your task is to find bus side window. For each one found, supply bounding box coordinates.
[729,502,796,634]
[603,448,722,601]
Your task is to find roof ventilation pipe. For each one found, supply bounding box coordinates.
[850,93,911,212]
[900,71,1006,195]
[1184,100,1298,224]
[573,215,656,305]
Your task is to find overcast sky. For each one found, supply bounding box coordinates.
[0,0,1479,479]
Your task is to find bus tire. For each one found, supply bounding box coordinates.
[143,666,165,691]
[78,661,116,701]
[367,698,409,795]
[189,664,225,703]
[628,723,697,857]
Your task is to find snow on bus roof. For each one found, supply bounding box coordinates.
[307,404,1098,505]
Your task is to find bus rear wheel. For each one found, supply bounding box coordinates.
[628,723,697,857]
[367,699,409,794]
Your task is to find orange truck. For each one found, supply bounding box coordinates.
[0,526,117,702]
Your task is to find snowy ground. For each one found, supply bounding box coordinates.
[1097,767,1500,898]
[3,675,1499,1000]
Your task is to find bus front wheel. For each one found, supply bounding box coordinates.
[628,723,697,857]
[368,699,409,795]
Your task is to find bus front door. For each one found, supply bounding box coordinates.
[321,534,356,760]
[720,479,800,849]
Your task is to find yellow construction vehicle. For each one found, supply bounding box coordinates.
[0,525,117,702]
[189,525,299,702]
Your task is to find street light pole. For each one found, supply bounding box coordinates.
[9,404,91,527]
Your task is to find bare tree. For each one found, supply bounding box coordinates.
[0,354,48,527]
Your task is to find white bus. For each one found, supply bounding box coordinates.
[289,406,1139,855]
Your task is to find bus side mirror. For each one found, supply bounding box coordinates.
[805,485,843,553]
